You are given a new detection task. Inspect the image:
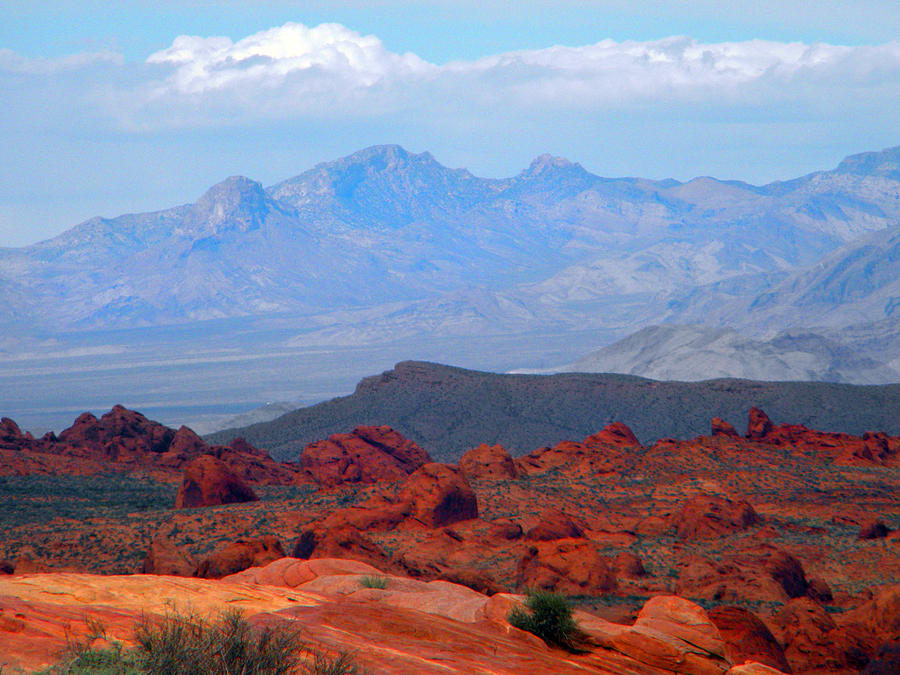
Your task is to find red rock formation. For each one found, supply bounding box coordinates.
[516,539,617,594]
[709,606,792,673]
[193,536,285,579]
[0,406,304,484]
[859,519,891,540]
[398,463,478,527]
[174,455,258,509]
[524,509,584,541]
[515,422,640,477]
[670,494,761,539]
[747,407,775,440]
[777,597,869,673]
[612,551,647,578]
[712,417,740,437]
[743,407,900,465]
[300,425,432,487]
[141,528,196,576]
[459,444,518,480]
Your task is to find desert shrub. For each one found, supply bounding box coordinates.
[308,650,363,674]
[359,575,388,590]
[135,609,302,674]
[508,590,587,652]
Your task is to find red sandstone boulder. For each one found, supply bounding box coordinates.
[677,549,810,605]
[459,444,518,480]
[141,528,196,576]
[859,519,891,540]
[300,425,432,487]
[292,525,397,573]
[612,551,647,578]
[591,422,640,446]
[0,417,32,444]
[709,606,792,673]
[194,536,285,579]
[747,407,774,440]
[777,598,869,673]
[516,539,617,594]
[712,417,740,438]
[514,423,639,477]
[398,463,478,527]
[175,455,258,508]
[863,640,900,674]
[670,494,761,539]
[525,509,584,541]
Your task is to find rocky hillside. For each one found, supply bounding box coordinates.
[207,361,900,461]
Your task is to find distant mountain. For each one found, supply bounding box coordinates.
[2,144,900,333]
[533,324,900,384]
[206,361,900,462]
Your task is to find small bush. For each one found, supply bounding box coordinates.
[135,608,303,674]
[308,649,363,674]
[508,590,587,652]
[359,576,388,590]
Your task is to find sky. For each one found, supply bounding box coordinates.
[1,1,899,246]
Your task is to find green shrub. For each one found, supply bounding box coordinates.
[359,576,388,590]
[308,650,363,674]
[508,590,587,652]
[135,608,302,675]
[41,610,367,674]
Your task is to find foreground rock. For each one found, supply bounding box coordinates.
[0,562,787,674]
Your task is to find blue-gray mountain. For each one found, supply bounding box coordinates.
[2,144,899,334]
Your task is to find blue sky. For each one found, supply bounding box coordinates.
[1,1,899,246]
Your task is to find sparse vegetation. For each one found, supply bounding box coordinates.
[508,590,588,653]
[40,610,366,675]
[359,575,388,590]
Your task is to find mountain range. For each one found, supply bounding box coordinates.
[3,143,900,429]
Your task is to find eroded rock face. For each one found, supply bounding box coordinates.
[516,539,617,594]
[671,494,761,539]
[398,463,478,527]
[0,406,304,483]
[515,422,641,477]
[747,407,775,440]
[174,455,257,509]
[709,606,792,673]
[524,509,584,542]
[459,444,518,480]
[712,417,740,438]
[193,536,285,579]
[300,425,432,487]
[859,519,891,540]
[778,598,869,673]
[141,528,196,576]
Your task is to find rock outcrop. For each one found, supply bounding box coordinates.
[670,494,761,539]
[397,463,478,527]
[193,537,285,579]
[300,425,432,487]
[709,606,792,673]
[459,444,518,480]
[516,539,618,594]
[174,455,258,508]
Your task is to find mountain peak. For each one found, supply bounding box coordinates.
[835,145,900,179]
[192,176,270,232]
[522,153,584,178]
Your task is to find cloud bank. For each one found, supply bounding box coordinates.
[115,22,900,126]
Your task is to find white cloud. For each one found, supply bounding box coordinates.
[0,48,123,74]
[123,23,900,127]
[145,22,433,96]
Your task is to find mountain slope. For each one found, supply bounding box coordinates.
[3,144,900,333]
[206,361,900,461]
[539,324,900,384]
